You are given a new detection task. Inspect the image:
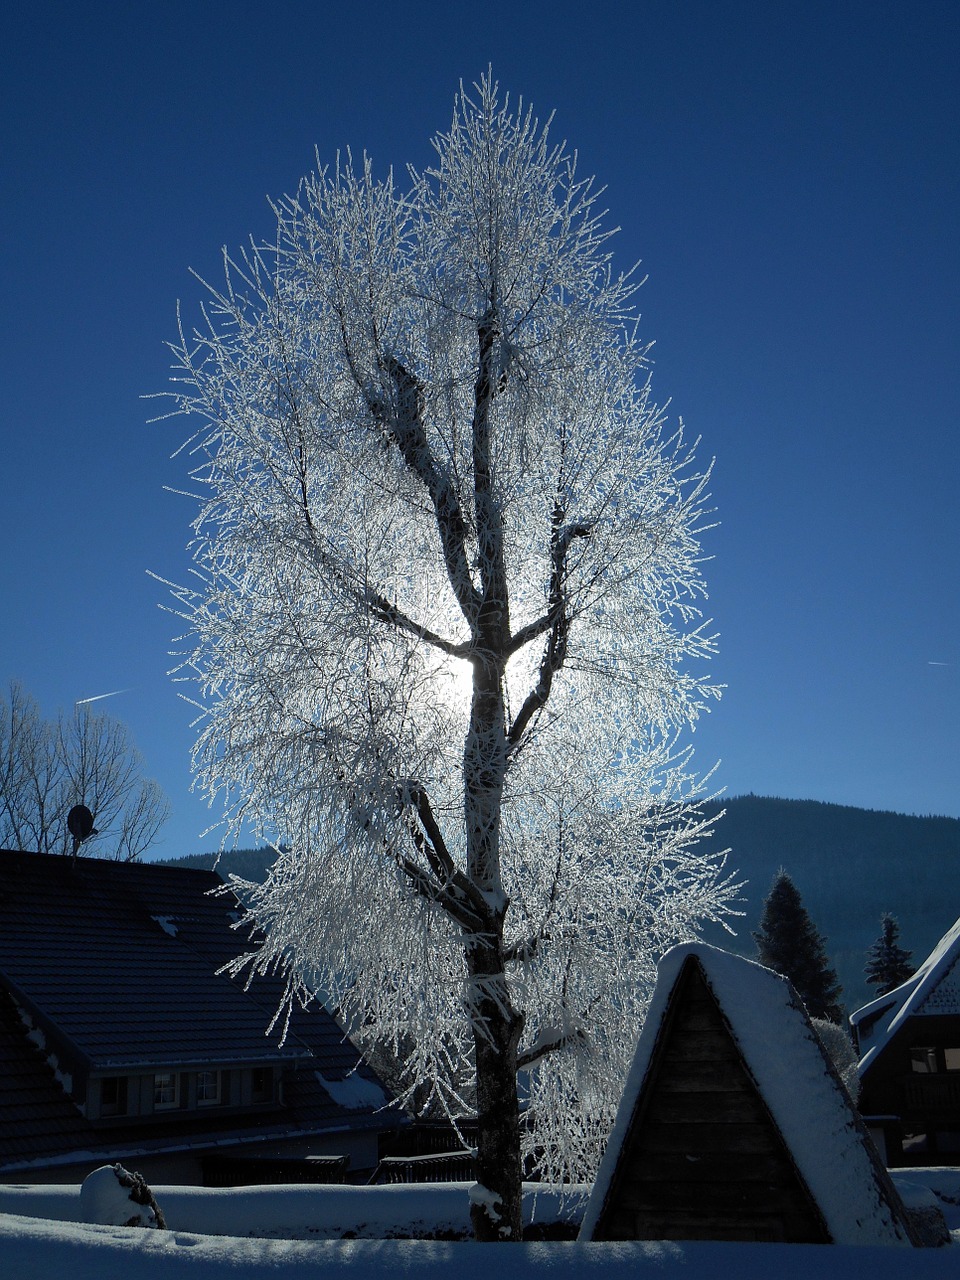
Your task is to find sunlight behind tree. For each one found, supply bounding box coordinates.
[159,74,740,1240]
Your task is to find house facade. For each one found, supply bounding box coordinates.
[0,850,398,1184]
[852,916,960,1165]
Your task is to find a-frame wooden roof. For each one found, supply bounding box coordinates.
[581,944,916,1247]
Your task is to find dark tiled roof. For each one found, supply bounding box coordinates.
[0,850,320,1068]
[0,850,395,1172]
[0,986,91,1166]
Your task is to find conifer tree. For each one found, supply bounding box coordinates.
[864,913,914,996]
[754,870,844,1022]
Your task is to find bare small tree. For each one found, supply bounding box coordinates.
[161,75,739,1239]
[0,681,169,861]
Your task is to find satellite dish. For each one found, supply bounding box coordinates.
[67,804,96,845]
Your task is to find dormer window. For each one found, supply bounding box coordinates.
[154,1072,180,1109]
[251,1066,272,1103]
[910,1047,938,1074]
[197,1070,222,1105]
[100,1076,128,1117]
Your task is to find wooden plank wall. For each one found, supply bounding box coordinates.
[594,960,830,1243]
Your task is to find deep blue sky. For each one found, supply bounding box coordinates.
[2,1,957,860]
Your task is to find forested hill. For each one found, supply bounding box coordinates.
[161,796,960,1013]
[696,796,960,1009]
[160,846,278,885]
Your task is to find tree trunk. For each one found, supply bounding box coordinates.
[464,308,522,1236]
[462,654,524,1240]
[468,941,525,1241]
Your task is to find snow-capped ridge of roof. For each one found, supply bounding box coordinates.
[852,914,960,1072]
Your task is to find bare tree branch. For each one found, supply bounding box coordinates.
[0,681,169,860]
[507,513,593,751]
[373,356,481,630]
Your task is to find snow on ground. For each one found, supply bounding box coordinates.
[2,1175,959,1277]
[0,1180,586,1240]
[3,1215,960,1280]
[893,1169,960,1234]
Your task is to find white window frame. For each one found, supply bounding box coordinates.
[197,1069,222,1106]
[153,1071,180,1110]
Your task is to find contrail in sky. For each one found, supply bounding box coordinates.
[75,688,131,705]
[927,661,952,667]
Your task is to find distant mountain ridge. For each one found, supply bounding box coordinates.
[161,845,279,885]
[161,796,960,1013]
[697,796,960,1009]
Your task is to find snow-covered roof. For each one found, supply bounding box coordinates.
[851,916,960,1072]
[581,942,913,1247]
[0,849,396,1173]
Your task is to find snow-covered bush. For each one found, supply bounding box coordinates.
[811,1017,860,1102]
[79,1164,167,1229]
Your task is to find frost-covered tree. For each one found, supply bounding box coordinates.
[160,75,739,1240]
[754,870,843,1023]
[0,681,169,861]
[865,913,914,996]
[811,1017,860,1102]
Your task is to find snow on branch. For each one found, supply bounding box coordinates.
[158,71,739,1206]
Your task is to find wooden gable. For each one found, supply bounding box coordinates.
[584,945,917,1246]
[590,957,829,1243]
